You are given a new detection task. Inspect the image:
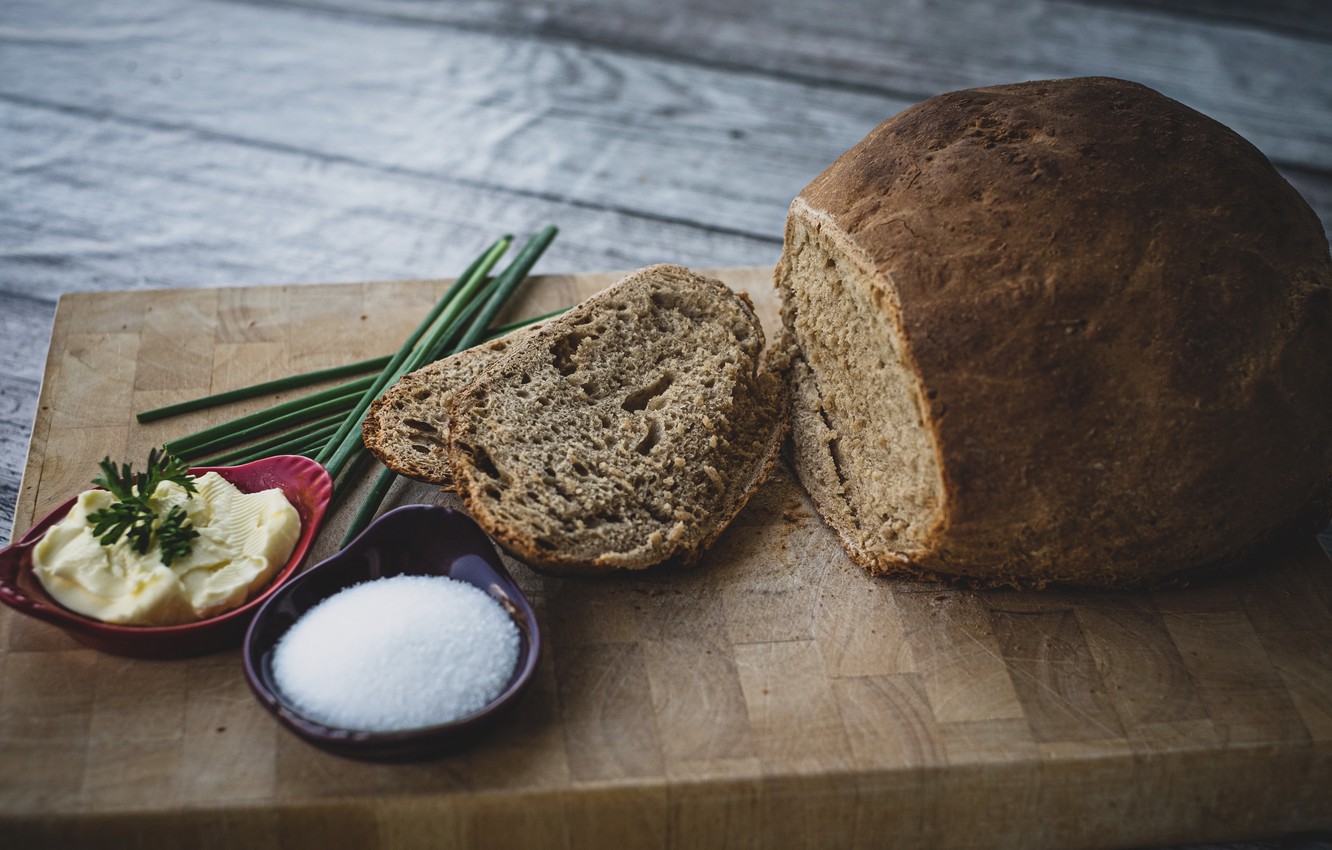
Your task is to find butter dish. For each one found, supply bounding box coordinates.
[0,455,331,658]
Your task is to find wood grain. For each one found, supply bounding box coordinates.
[3,268,1330,848]
[244,0,1332,170]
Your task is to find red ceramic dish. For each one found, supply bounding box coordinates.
[0,455,332,658]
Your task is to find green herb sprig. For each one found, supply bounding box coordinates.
[87,447,201,566]
[157,505,200,567]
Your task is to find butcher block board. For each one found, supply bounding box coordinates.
[4,267,1331,850]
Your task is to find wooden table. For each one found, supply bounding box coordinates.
[2,2,1331,848]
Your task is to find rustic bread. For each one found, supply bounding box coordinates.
[447,264,787,574]
[776,76,1332,588]
[362,328,538,487]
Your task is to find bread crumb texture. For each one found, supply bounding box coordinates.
[782,216,942,565]
[363,331,533,487]
[448,264,787,573]
[777,76,1332,588]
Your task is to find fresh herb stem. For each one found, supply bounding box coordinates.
[148,305,554,438]
[327,444,376,514]
[317,235,514,483]
[453,225,558,353]
[232,423,340,465]
[338,225,560,534]
[246,419,342,460]
[342,466,397,546]
[484,306,566,340]
[197,414,345,467]
[135,356,391,423]
[430,278,496,352]
[162,376,372,457]
[168,385,365,460]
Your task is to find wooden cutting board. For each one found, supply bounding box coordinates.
[4,268,1330,849]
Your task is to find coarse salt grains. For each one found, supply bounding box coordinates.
[272,575,521,732]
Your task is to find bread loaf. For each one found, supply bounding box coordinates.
[447,264,788,574]
[776,76,1332,587]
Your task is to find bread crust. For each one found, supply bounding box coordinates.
[778,76,1332,587]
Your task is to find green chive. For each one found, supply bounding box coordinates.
[315,235,514,478]
[338,225,559,533]
[136,356,390,423]
[168,385,365,460]
[453,226,558,353]
[197,414,345,467]
[484,306,566,340]
[342,466,398,546]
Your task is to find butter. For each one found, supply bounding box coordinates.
[32,472,300,626]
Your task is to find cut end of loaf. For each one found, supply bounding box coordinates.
[779,204,944,573]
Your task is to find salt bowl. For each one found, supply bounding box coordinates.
[242,504,541,759]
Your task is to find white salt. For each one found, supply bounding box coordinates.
[271,574,521,732]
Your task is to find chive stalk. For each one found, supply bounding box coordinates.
[337,225,559,538]
[235,421,341,464]
[453,225,558,353]
[197,414,345,467]
[161,375,373,457]
[136,356,390,423]
[342,466,398,546]
[484,306,566,340]
[167,385,365,460]
[157,303,556,442]
[314,235,514,477]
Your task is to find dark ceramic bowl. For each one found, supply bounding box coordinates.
[242,504,541,760]
[0,455,332,658]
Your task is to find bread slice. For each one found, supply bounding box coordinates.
[446,264,788,574]
[777,77,1332,588]
[362,327,538,487]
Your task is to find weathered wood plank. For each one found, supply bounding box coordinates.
[3,0,1329,299]
[0,292,53,542]
[0,0,833,244]
[3,0,1328,270]
[1078,0,1332,40]
[226,0,1332,170]
[0,93,783,298]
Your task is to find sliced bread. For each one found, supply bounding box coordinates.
[446,264,788,574]
[362,327,538,487]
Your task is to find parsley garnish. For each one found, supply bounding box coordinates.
[86,447,200,566]
[157,505,200,567]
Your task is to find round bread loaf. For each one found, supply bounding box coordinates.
[776,76,1332,588]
